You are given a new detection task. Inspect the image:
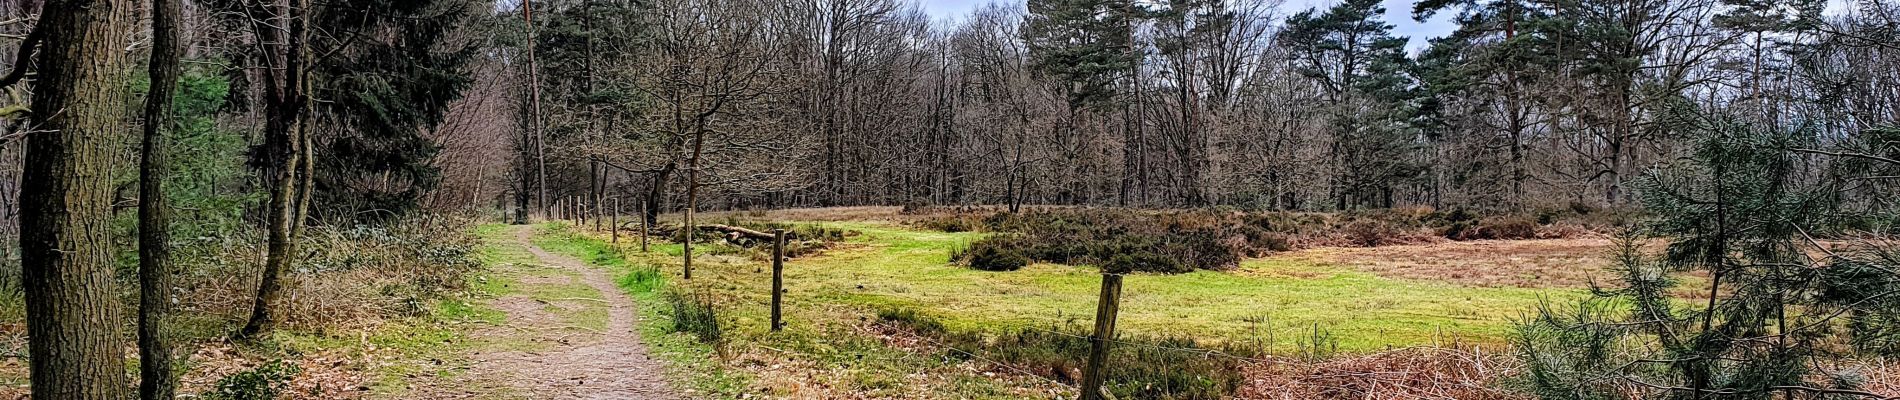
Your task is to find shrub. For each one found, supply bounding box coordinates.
[964,240,1029,272]
[1481,217,1539,240]
[915,215,980,232]
[899,197,933,214]
[1101,252,1180,275]
[935,207,1599,273]
[1256,232,1294,252]
[1344,220,1400,247]
[1568,200,1598,215]
[1445,217,1539,240]
[203,359,301,400]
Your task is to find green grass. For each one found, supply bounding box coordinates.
[537,223,1052,399]
[725,221,1572,353]
[525,219,1587,397]
[531,224,753,398]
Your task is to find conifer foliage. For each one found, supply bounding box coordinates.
[1514,111,1900,399]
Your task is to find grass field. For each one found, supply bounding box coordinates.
[541,223,1065,399]
[569,219,1594,353]
[523,216,1618,398]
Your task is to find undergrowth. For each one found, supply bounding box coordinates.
[202,359,301,400]
[929,207,1612,273]
[876,307,1261,400]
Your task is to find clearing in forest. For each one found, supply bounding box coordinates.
[791,222,1589,351]
[593,212,1604,353]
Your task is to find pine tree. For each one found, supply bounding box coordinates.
[1515,109,1899,399]
[1279,0,1423,209]
[1023,0,1136,108]
[309,0,478,220]
[214,0,477,337]
[1413,0,1543,204]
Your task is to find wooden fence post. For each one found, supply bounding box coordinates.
[611,197,620,246]
[1081,273,1123,400]
[771,229,785,332]
[640,200,650,253]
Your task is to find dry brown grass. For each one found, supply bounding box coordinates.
[1265,239,1624,289]
[176,342,372,399]
[1862,359,1900,397]
[1239,347,1526,400]
[1236,351,1900,400]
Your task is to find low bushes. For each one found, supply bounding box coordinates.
[1343,220,1404,247]
[1442,217,1540,241]
[939,209,1256,273]
[957,239,1030,271]
[174,215,484,329]
[202,359,301,400]
[876,307,1258,400]
[919,207,1610,273]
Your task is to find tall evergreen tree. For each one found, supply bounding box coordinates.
[1279,0,1423,209]
[309,0,478,220]
[215,0,477,336]
[1023,0,1136,108]
[1413,0,1544,204]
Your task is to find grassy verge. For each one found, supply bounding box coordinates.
[531,223,751,398]
[536,222,1057,399]
[210,222,525,398]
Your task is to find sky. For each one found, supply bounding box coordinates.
[915,0,1459,51]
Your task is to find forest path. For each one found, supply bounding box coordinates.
[466,225,676,399]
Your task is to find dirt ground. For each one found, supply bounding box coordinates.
[457,226,677,399]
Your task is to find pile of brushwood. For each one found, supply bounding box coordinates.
[657,217,855,259]
[927,206,1618,273]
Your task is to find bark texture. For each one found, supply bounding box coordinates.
[138,0,185,394]
[20,0,136,395]
[241,0,310,338]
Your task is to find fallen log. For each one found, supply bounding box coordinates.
[698,224,776,241]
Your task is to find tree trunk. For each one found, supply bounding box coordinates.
[525,0,547,217]
[645,162,674,225]
[242,0,310,338]
[20,0,136,395]
[683,123,706,280]
[138,0,184,394]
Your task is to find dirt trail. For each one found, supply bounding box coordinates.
[475,226,676,399]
